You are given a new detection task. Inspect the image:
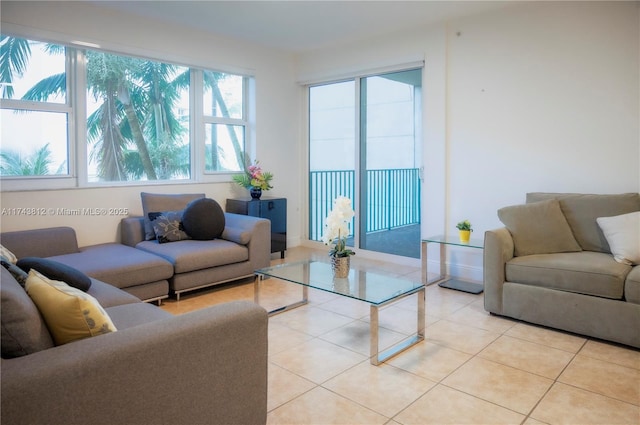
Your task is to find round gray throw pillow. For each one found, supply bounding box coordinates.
[182,198,226,240]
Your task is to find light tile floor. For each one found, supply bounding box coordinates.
[160,247,640,425]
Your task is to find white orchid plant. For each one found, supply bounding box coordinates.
[321,196,356,258]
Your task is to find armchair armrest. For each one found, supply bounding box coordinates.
[483,227,515,314]
[1,301,268,425]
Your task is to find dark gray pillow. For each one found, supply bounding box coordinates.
[16,257,92,292]
[148,210,191,244]
[182,198,226,240]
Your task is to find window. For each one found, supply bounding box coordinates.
[0,34,249,187]
[85,51,191,182]
[0,36,71,177]
[203,71,246,173]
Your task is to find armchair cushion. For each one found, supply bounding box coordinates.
[527,192,640,252]
[498,199,582,257]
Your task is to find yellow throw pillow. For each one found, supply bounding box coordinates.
[25,270,117,345]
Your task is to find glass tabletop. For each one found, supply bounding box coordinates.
[255,260,423,306]
[422,234,484,249]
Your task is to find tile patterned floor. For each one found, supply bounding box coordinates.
[160,247,640,425]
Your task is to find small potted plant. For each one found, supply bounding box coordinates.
[456,219,473,243]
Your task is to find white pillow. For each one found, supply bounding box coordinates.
[596,211,640,265]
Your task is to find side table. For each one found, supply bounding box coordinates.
[421,234,484,294]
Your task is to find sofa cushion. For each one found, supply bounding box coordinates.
[527,193,640,252]
[182,198,226,240]
[136,239,248,274]
[1,268,54,358]
[47,243,174,289]
[498,199,582,257]
[87,279,142,308]
[625,266,640,304]
[148,210,191,243]
[506,251,629,299]
[25,270,117,346]
[596,212,640,265]
[141,192,205,240]
[17,257,92,291]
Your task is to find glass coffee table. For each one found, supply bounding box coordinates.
[254,260,425,365]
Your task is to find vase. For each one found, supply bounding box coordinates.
[459,230,471,243]
[249,187,262,199]
[331,256,350,278]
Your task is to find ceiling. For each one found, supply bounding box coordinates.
[93,1,511,53]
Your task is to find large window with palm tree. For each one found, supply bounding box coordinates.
[0,34,249,186]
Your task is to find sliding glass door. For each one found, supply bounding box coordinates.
[309,68,422,258]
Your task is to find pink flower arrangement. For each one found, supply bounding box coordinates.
[233,160,273,190]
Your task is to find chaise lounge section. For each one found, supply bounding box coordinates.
[1,226,174,303]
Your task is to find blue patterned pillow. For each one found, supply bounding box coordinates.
[148,210,191,244]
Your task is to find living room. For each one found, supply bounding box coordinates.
[1,1,638,424]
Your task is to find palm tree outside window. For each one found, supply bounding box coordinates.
[0,34,248,184]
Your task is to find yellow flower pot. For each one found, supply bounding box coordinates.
[459,230,471,243]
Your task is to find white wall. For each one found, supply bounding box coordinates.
[0,1,302,247]
[296,1,640,279]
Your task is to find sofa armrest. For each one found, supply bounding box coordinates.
[483,228,514,315]
[120,216,146,247]
[1,301,268,425]
[223,212,271,270]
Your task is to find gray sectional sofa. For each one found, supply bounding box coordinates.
[1,193,272,423]
[1,194,271,302]
[484,192,640,348]
[0,265,269,424]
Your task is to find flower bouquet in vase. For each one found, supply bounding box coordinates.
[322,196,355,278]
[232,160,273,199]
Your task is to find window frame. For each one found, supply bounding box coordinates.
[0,27,253,191]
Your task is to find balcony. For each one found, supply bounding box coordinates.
[309,168,421,258]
